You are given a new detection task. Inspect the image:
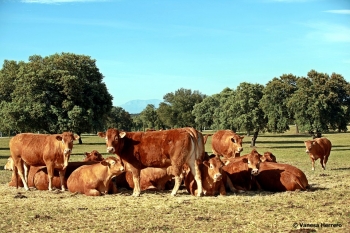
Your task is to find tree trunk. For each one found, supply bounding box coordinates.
[250,131,259,147]
[295,124,299,134]
[77,132,82,144]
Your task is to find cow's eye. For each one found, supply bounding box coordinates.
[114,136,118,141]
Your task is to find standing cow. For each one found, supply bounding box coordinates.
[10,132,79,191]
[98,128,203,197]
[211,130,244,158]
[67,157,124,196]
[304,137,332,170]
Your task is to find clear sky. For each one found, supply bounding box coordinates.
[1,0,349,107]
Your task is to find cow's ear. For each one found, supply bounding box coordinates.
[84,152,89,157]
[55,135,63,141]
[101,160,108,166]
[242,158,248,164]
[203,161,210,168]
[240,136,244,139]
[230,137,236,143]
[97,132,106,138]
[119,132,126,138]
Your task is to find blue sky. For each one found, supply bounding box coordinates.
[1,0,349,107]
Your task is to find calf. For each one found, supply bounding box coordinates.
[185,155,226,196]
[222,149,262,192]
[304,137,332,170]
[67,157,125,196]
[254,162,309,192]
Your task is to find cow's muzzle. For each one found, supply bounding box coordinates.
[251,169,259,176]
[107,147,115,153]
[213,173,222,181]
[64,149,71,154]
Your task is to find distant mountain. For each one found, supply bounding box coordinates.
[119,99,162,114]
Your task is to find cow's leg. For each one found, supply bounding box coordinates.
[14,159,29,190]
[131,169,141,197]
[186,160,203,197]
[310,158,315,171]
[86,189,101,196]
[319,157,325,170]
[59,169,67,191]
[23,162,29,184]
[323,155,329,170]
[46,163,54,191]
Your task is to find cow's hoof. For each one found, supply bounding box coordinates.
[132,192,141,197]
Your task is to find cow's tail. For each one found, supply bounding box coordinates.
[13,165,19,189]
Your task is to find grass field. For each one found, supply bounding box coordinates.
[0,127,349,233]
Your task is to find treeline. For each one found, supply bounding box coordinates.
[1,53,349,145]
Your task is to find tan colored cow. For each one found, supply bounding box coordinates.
[67,157,124,196]
[10,132,79,191]
[211,130,244,158]
[304,137,332,170]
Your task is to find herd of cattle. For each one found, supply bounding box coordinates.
[4,128,332,197]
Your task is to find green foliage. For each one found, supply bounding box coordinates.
[0,53,113,134]
[192,94,220,130]
[105,106,133,131]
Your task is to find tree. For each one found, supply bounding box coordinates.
[159,88,206,128]
[139,104,158,130]
[229,82,266,147]
[0,53,113,142]
[192,94,220,130]
[260,74,298,133]
[105,106,133,131]
[212,88,236,130]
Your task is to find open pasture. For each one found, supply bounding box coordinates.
[0,128,349,232]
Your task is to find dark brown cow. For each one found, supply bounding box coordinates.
[185,154,226,196]
[211,130,244,158]
[10,132,79,191]
[67,157,125,196]
[254,162,309,192]
[84,150,104,162]
[222,149,262,192]
[98,128,203,197]
[304,137,332,170]
[125,167,174,191]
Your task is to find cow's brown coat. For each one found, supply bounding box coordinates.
[211,130,244,158]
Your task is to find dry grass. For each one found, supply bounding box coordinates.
[0,128,349,232]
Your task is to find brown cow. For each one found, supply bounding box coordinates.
[211,130,244,158]
[125,167,174,191]
[84,150,104,162]
[67,157,125,196]
[98,128,203,197]
[185,154,226,196]
[254,162,309,192]
[304,137,332,170]
[261,152,277,163]
[222,149,262,192]
[10,132,79,191]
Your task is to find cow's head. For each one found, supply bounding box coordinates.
[56,132,79,168]
[101,156,125,176]
[84,150,104,162]
[4,157,14,171]
[230,135,244,156]
[243,149,262,176]
[98,129,126,156]
[261,152,277,163]
[203,155,224,182]
[304,140,315,153]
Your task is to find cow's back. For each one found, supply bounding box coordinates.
[316,137,332,156]
[255,162,309,191]
[10,133,55,166]
[211,130,242,158]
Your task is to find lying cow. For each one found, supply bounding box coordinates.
[98,128,203,197]
[67,157,125,196]
[10,132,79,191]
[185,154,226,196]
[211,130,244,158]
[6,161,99,190]
[222,149,262,192]
[304,137,332,170]
[254,161,309,192]
[84,150,104,162]
[124,167,174,191]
